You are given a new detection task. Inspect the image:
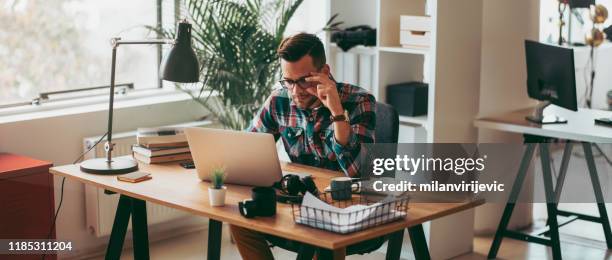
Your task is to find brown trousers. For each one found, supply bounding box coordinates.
[230,224,349,260]
[229,224,275,260]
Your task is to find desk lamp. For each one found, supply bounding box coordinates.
[80,20,199,174]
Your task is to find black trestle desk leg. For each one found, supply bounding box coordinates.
[554,141,573,203]
[105,195,132,260]
[317,248,334,260]
[540,143,562,260]
[488,142,537,259]
[408,224,430,260]
[386,229,405,260]
[208,219,223,260]
[542,141,573,232]
[296,243,316,260]
[583,142,612,249]
[131,198,150,260]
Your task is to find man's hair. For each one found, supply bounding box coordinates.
[277,33,326,69]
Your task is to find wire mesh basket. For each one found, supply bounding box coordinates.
[291,192,410,234]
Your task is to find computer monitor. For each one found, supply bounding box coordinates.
[524,40,578,124]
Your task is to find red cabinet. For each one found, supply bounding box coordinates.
[0,153,55,260]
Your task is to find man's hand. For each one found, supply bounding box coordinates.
[306,72,351,146]
[305,72,343,115]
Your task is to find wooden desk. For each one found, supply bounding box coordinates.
[50,160,483,260]
[475,107,612,260]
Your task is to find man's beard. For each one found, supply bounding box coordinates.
[292,94,319,109]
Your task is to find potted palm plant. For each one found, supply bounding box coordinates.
[155,0,304,130]
[208,167,227,206]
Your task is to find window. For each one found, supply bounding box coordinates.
[540,0,612,44]
[539,1,612,110]
[0,0,327,107]
[284,0,326,37]
[0,0,164,106]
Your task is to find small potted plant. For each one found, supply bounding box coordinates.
[208,167,227,206]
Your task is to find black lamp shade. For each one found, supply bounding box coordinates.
[161,21,200,83]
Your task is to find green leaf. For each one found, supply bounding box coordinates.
[163,0,304,130]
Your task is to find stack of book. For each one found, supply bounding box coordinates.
[132,127,192,164]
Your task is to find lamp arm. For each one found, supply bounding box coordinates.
[105,45,118,162]
[104,38,176,162]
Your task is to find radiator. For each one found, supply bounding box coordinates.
[83,121,213,237]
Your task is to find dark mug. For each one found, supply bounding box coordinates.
[239,187,276,218]
[330,177,360,201]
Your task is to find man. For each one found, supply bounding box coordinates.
[230,33,376,260]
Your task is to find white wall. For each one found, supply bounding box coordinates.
[475,0,541,234]
[539,0,612,110]
[427,0,484,258]
[573,44,612,110]
[433,0,484,143]
[478,0,540,123]
[0,97,208,258]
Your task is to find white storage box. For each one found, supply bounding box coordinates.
[400,15,432,48]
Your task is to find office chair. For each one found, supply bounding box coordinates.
[266,102,401,257]
[375,102,399,143]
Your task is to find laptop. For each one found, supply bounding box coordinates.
[184,127,284,187]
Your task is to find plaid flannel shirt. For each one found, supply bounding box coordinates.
[246,82,376,177]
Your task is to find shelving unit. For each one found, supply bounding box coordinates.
[329,43,377,55]
[325,0,435,142]
[378,46,430,55]
[398,115,428,127]
[324,0,485,259]
[325,0,482,144]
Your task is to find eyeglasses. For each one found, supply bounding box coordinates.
[279,76,317,90]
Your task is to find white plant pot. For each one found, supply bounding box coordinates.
[208,186,227,207]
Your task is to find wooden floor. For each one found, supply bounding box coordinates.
[460,228,612,260]
[87,221,612,260]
